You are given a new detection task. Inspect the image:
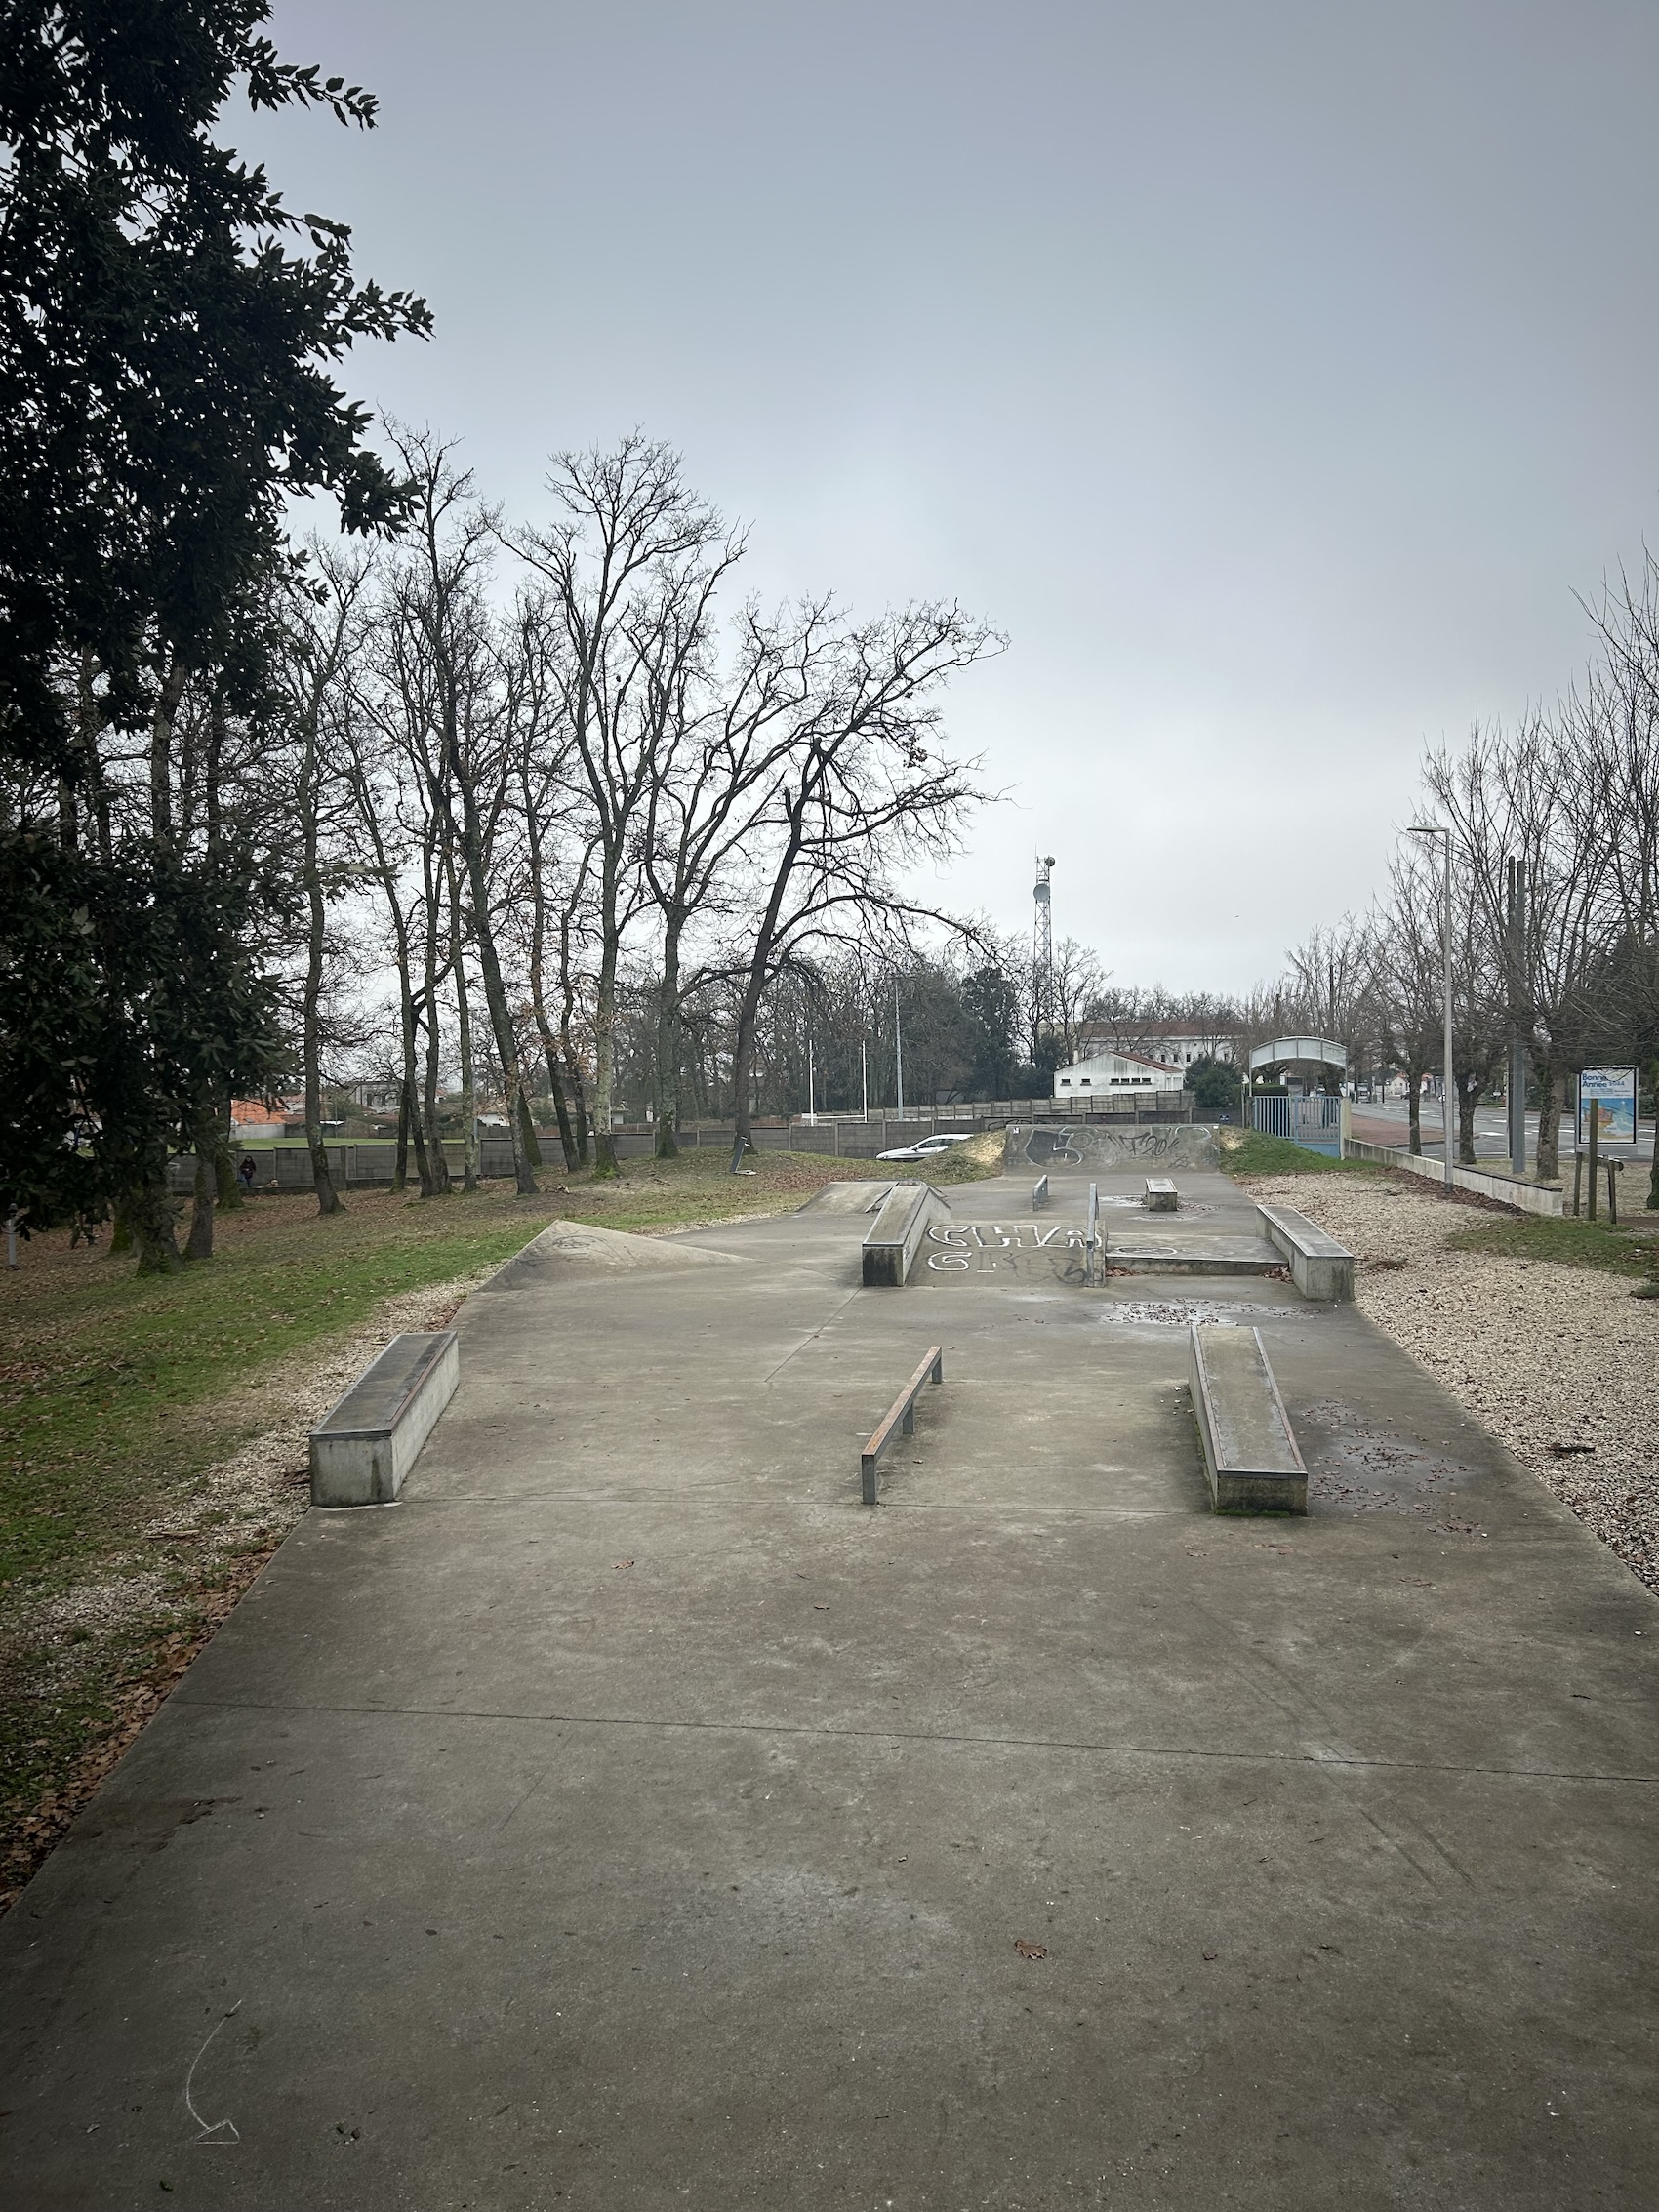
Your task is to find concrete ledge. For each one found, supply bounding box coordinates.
[1189,1321,1307,1513]
[1342,1137,1565,1216]
[1143,1177,1178,1211]
[863,1184,953,1287]
[310,1331,459,1507]
[1256,1202,1355,1301]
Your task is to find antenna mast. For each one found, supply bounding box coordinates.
[1033,854,1056,1047]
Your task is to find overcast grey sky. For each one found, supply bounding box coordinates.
[253,1,1659,994]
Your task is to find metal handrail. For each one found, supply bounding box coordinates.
[1032,1173,1049,1211]
[860,1347,945,1505]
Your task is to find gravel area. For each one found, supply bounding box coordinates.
[1242,1173,1659,1593]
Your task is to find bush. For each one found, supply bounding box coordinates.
[1188,1054,1242,1111]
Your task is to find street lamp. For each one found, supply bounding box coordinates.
[1407,823,1455,1190]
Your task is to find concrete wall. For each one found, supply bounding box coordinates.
[1004,1123,1223,1173]
[862,1185,954,1286]
[1342,1138,1564,1217]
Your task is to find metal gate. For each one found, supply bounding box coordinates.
[1252,1093,1345,1156]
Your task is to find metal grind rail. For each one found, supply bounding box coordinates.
[1032,1173,1050,1211]
[1085,1181,1102,1287]
[860,1347,946,1505]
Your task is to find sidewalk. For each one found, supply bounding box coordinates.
[1,1176,1654,2208]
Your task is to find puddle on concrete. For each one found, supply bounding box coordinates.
[1296,1397,1479,1521]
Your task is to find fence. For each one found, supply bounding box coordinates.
[1252,1094,1346,1156]
[168,1091,1200,1188]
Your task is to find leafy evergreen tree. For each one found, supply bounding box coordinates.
[0,3,428,1264]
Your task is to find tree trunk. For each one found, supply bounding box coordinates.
[729,969,768,1173]
[655,927,682,1160]
[526,975,578,1171]
[525,911,579,1172]
[1648,1059,1659,1212]
[1407,1072,1423,1155]
[448,806,538,1195]
[445,853,480,1191]
[419,979,452,1196]
[394,955,433,1196]
[130,1172,182,1275]
[468,917,539,1194]
[544,1051,578,1172]
[1536,1059,1562,1182]
[212,1092,242,1209]
[565,1040,591,1166]
[303,900,343,1217]
[591,940,618,1177]
[186,1148,215,1260]
[147,654,187,843]
[1456,1073,1480,1166]
[393,1081,411,1195]
[558,909,591,1167]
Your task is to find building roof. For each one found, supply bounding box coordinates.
[1056,1048,1184,1080]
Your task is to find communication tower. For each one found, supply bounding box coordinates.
[1033,854,1055,1039]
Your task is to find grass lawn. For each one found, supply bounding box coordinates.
[0,1137,998,1909]
[1218,1127,1380,1178]
[1442,1211,1659,1278]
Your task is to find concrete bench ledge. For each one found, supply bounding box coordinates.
[1255,1202,1355,1301]
[1190,1321,1307,1513]
[863,1183,953,1287]
[310,1330,459,1507]
[1143,1177,1178,1211]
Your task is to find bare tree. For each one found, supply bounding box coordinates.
[508,436,732,1173]
[274,544,378,1214]
[719,599,999,1170]
[384,427,540,1194]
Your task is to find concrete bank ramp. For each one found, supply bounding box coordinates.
[1006,1122,1223,1173]
[478,1218,741,1292]
[796,1179,895,1215]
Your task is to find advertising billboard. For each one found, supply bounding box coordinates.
[1576,1065,1639,1151]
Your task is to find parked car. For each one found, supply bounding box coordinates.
[875,1132,976,1162]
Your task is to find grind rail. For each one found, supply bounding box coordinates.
[860,1347,946,1505]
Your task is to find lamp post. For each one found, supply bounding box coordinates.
[1408,823,1455,1190]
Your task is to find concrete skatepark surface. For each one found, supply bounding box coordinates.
[1,1165,1655,2208]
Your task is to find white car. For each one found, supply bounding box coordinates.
[875,1132,976,1162]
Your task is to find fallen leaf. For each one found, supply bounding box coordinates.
[613,1558,634,1570]
[1013,1939,1047,1960]
[1202,1949,1218,1961]
[813,1603,830,1611]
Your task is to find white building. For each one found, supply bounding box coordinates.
[1072,1023,1238,1069]
[1052,1048,1186,1100]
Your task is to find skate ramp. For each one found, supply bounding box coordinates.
[478,1218,741,1290]
[1006,1122,1222,1173]
[796,1180,895,1215]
